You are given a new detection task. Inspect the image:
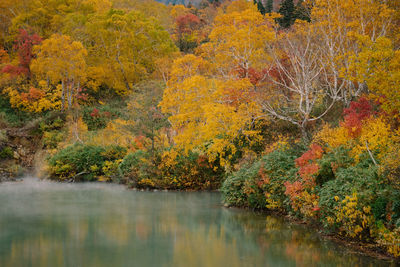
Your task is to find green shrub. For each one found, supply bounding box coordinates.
[315,146,353,186]
[0,147,13,159]
[160,150,224,190]
[47,144,126,181]
[0,95,36,127]
[39,116,65,132]
[318,157,382,230]
[258,147,300,211]
[101,145,127,160]
[221,163,259,207]
[0,129,7,143]
[221,145,302,210]
[82,107,108,130]
[118,149,225,190]
[118,150,154,186]
[42,131,65,148]
[82,104,125,131]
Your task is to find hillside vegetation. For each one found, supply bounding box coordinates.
[1,0,400,258]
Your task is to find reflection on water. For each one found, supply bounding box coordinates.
[0,178,393,267]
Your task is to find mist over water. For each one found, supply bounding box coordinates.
[0,177,392,267]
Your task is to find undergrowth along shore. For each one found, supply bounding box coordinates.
[1,0,399,261]
[39,97,400,259]
[221,137,400,259]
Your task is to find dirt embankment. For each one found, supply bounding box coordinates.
[0,120,43,182]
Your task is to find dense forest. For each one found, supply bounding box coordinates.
[0,0,400,258]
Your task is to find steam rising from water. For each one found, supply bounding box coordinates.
[0,177,389,267]
[1,176,127,192]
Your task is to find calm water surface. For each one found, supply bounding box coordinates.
[0,178,393,267]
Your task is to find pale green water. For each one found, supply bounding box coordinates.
[0,178,392,267]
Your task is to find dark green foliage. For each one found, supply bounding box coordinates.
[221,120,269,167]
[221,162,260,207]
[0,147,13,159]
[82,101,125,131]
[390,191,400,227]
[315,146,353,186]
[162,150,225,190]
[39,116,65,132]
[293,0,310,22]
[372,196,388,222]
[39,116,66,148]
[177,37,199,54]
[318,159,381,228]
[277,0,295,28]
[221,145,303,209]
[277,0,311,28]
[128,82,168,153]
[0,95,36,127]
[42,131,65,149]
[101,145,127,161]
[118,151,147,177]
[118,150,153,185]
[47,144,127,181]
[370,189,400,227]
[265,0,273,13]
[254,0,266,15]
[257,146,301,209]
[82,107,108,131]
[119,149,224,190]
[245,178,267,209]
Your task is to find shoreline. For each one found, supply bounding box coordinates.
[2,176,398,262]
[224,205,398,263]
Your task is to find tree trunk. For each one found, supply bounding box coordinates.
[61,79,65,111]
[300,121,310,142]
[67,79,75,110]
[115,53,131,92]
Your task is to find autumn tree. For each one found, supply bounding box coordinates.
[170,4,194,20]
[260,22,341,139]
[0,0,34,45]
[160,1,278,164]
[160,55,262,165]
[169,4,205,53]
[127,81,168,154]
[387,0,400,46]
[1,29,41,78]
[0,47,8,64]
[9,0,74,39]
[85,9,177,95]
[310,0,396,104]
[8,0,113,40]
[112,0,173,32]
[198,2,277,80]
[174,13,202,53]
[347,36,400,114]
[30,34,87,111]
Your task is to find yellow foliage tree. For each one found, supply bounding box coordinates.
[198,1,277,78]
[4,81,61,112]
[30,34,87,110]
[315,116,393,163]
[347,36,400,114]
[160,1,277,164]
[85,9,177,95]
[310,0,396,103]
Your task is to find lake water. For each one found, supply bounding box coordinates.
[0,178,392,266]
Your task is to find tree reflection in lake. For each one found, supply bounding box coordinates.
[0,178,394,266]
